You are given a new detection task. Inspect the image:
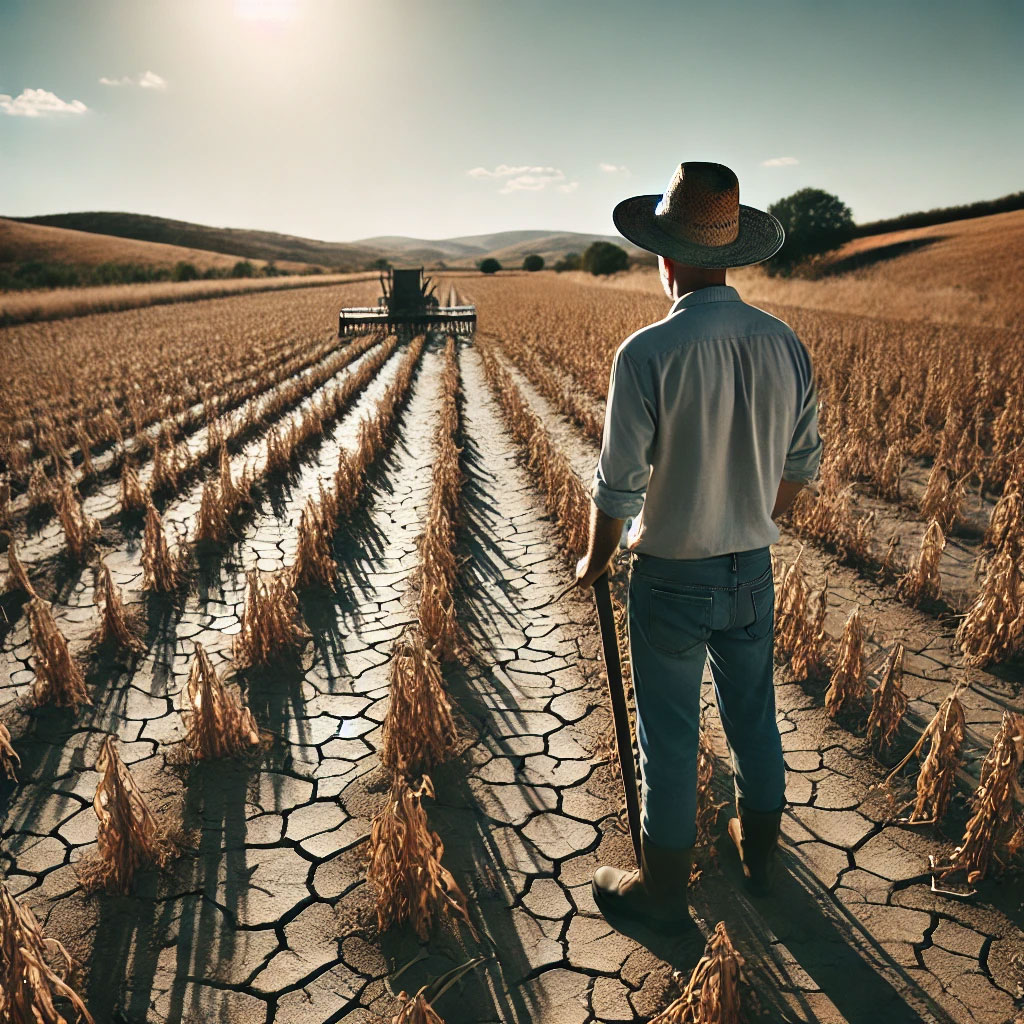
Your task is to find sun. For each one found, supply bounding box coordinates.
[234,0,299,22]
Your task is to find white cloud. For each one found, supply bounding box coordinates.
[762,156,799,167]
[599,162,630,174]
[100,71,167,89]
[468,164,575,195]
[0,88,87,117]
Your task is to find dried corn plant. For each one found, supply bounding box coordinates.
[984,484,1023,561]
[416,334,463,660]
[28,597,91,710]
[6,536,38,597]
[74,423,96,479]
[381,635,457,778]
[824,606,865,718]
[195,479,231,543]
[233,567,310,668]
[0,722,21,782]
[878,531,902,582]
[292,497,337,590]
[219,446,251,511]
[885,684,966,824]
[919,462,966,533]
[367,774,479,942]
[649,921,749,1024]
[895,520,945,606]
[0,881,95,1024]
[773,550,813,666]
[148,439,180,494]
[56,484,99,562]
[392,988,445,1024]
[956,550,1024,666]
[791,575,832,682]
[692,714,727,884]
[141,501,187,592]
[91,563,146,654]
[182,642,260,760]
[0,477,10,525]
[866,642,907,752]
[878,442,903,500]
[26,463,56,512]
[78,734,175,893]
[118,463,147,514]
[940,711,1024,884]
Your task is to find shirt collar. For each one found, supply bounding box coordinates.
[668,284,741,316]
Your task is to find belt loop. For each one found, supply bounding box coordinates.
[731,552,737,573]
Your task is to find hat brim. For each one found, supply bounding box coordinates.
[613,194,785,269]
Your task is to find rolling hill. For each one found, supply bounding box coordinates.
[6,212,644,272]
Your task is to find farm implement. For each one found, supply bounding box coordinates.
[338,267,476,336]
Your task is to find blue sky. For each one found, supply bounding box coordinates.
[1,0,1021,241]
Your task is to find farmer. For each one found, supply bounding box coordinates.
[576,161,824,934]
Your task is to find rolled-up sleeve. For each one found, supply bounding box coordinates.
[783,371,824,484]
[591,347,655,518]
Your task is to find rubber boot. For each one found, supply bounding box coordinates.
[592,832,694,935]
[727,799,784,896]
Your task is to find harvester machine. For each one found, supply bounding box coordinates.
[338,267,476,336]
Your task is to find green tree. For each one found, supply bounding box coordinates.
[172,261,199,282]
[522,253,544,272]
[231,260,256,278]
[479,257,501,274]
[766,188,856,276]
[371,256,391,270]
[553,251,581,272]
[582,241,628,276]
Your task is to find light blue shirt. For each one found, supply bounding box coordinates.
[591,284,823,559]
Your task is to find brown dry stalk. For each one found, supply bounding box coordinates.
[141,501,186,592]
[649,920,748,1023]
[182,642,260,760]
[0,722,21,781]
[0,477,11,525]
[78,734,175,893]
[118,463,147,513]
[793,574,832,682]
[956,549,1024,666]
[367,774,479,942]
[942,711,1024,883]
[984,484,1023,560]
[391,988,445,1024]
[896,519,945,606]
[74,424,96,479]
[219,446,251,511]
[381,635,457,778]
[196,478,231,543]
[26,462,56,511]
[824,606,865,717]
[477,339,590,559]
[0,881,95,1024]
[56,484,99,562]
[234,567,310,668]
[418,335,463,659]
[28,597,91,710]
[866,642,908,751]
[920,462,966,533]
[878,442,903,500]
[886,685,966,824]
[92,563,146,654]
[694,714,726,864]
[6,536,38,597]
[292,497,337,590]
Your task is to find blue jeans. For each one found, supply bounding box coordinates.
[627,545,785,849]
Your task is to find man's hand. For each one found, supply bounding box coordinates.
[576,501,625,589]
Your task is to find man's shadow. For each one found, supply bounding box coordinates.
[591,817,961,1024]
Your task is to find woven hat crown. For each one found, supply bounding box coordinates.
[654,162,740,247]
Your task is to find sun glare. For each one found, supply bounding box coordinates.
[234,0,298,22]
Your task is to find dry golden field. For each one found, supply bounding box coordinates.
[1,220,1023,1023]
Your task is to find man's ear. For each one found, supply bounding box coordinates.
[662,256,675,292]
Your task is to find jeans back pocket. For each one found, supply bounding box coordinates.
[648,587,714,656]
[743,575,775,640]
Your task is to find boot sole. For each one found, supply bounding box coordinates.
[591,880,694,936]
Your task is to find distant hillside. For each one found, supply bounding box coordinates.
[13,212,379,271]
[8,212,644,272]
[0,218,315,274]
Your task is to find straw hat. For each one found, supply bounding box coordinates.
[612,161,784,268]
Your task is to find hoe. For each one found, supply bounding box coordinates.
[338,267,476,336]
